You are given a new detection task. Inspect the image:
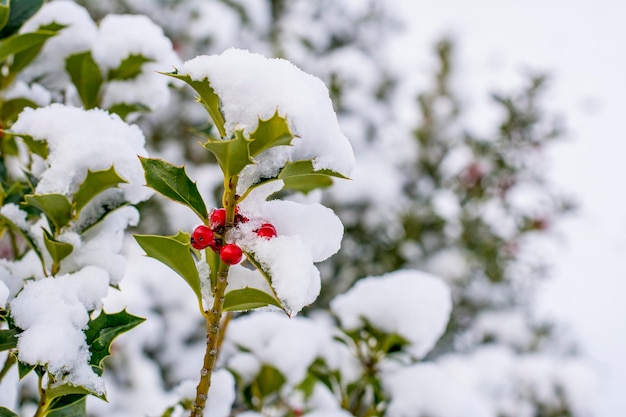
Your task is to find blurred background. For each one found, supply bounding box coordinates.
[394,1,626,415]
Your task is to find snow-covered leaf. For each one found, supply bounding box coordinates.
[73,166,127,215]
[248,111,295,158]
[140,157,208,221]
[134,232,202,302]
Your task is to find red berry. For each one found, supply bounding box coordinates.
[210,208,226,228]
[256,223,277,239]
[220,244,243,265]
[191,225,214,250]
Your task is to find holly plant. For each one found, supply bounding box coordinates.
[134,51,349,417]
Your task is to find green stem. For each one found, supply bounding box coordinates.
[190,176,238,417]
[33,374,51,417]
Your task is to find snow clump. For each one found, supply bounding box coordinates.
[331,269,452,359]
[10,266,110,394]
[178,48,355,192]
[10,104,151,204]
[230,182,344,316]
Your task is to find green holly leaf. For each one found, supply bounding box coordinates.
[0,0,43,39]
[108,54,152,81]
[11,22,64,74]
[248,111,295,157]
[164,72,226,138]
[73,166,127,215]
[107,102,149,120]
[246,160,349,196]
[0,328,17,351]
[254,364,286,398]
[84,309,145,375]
[223,287,283,312]
[279,160,347,193]
[0,98,36,122]
[0,1,10,34]
[65,51,102,109]
[0,406,19,417]
[0,29,57,63]
[140,157,208,221]
[43,228,73,266]
[46,394,87,417]
[134,232,202,303]
[47,384,102,402]
[24,193,72,232]
[203,130,253,178]
[12,133,48,159]
[17,360,35,379]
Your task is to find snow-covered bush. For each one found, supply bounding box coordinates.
[0,1,177,415]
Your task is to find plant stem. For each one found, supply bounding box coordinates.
[190,177,238,417]
[33,374,51,417]
[189,263,230,417]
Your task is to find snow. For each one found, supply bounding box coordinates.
[18,1,98,90]
[224,312,334,385]
[10,266,111,394]
[438,345,598,417]
[61,206,140,285]
[469,310,534,349]
[10,104,152,204]
[178,48,355,182]
[240,236,320,316]
[331,269,452,359]
[0,252,45,300]
[239,198,344,263]
[230,182,345,315]
[391,1,625,414]
[3,81,51,106]
[0,281,8,308]
[383,362,493,417]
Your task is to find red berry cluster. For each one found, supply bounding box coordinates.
[190,206,278,265]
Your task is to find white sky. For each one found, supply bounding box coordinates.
[395,1,626,415]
